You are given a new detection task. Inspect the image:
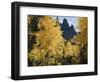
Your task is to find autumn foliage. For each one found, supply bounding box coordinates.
[28,15,88,66]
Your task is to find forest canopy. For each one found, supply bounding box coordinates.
[28,15,88,66]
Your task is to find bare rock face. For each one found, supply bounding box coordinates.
[61,18,77,40]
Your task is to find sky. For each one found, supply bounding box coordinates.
[52,16,80,32]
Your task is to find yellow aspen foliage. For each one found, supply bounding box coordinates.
[64,41,80,58]
[28,16,65,65]
[35,16,64,54]
[78,17,88,32]
[28,16,87,66]
[28,47,46,65]
[73,17,88,47]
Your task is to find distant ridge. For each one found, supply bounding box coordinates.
[61,18,77,39]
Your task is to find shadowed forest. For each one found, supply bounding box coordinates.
[28,15,88,66]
